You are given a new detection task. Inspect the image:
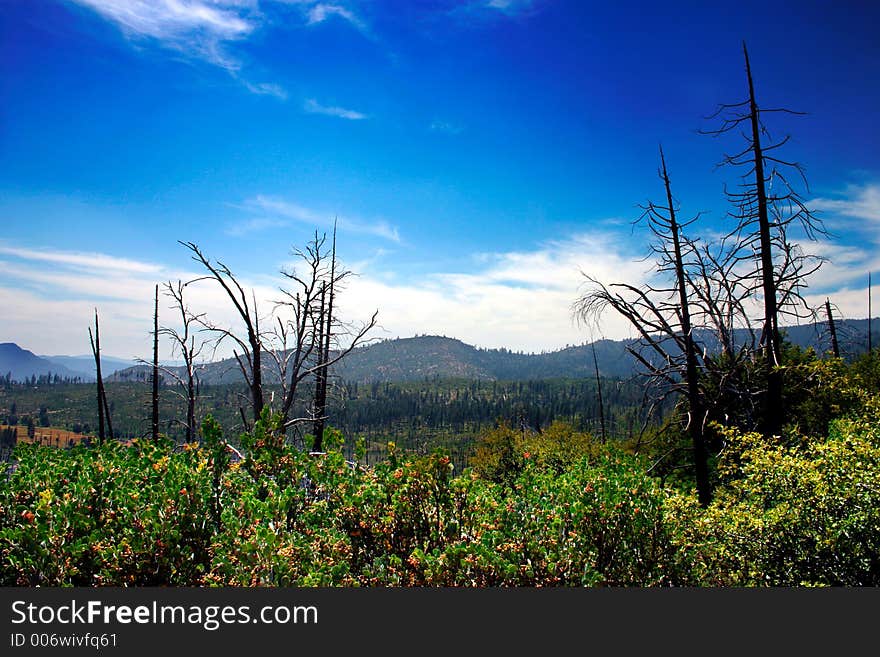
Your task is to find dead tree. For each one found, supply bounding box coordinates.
[151,284,160,442]
[181,242,266,427]
[270,230,377,445]
[590,341,607,444]
[576,147,712,504]
[88,310,113,443]
[313,225,338,451]
[312,283,328,449]
[181,232,376,443]
[659,146,710,506]
[701,42,825,438]
[159,279,208,443]
[825,298,840,358]
[870,272,874,353]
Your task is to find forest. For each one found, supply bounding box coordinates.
[1,44,879,587]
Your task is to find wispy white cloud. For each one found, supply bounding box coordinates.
[66,1,372,99]
[801,182,880,310]
[0,244,163,274]
[486,0,528,10]
[242,80,289,99]
[454,0,541,19]
[0,242,281,358]
[237,196,400,242]
[4,220,873,360]
[303,98,367,120]
[306,2,368,33]
[68,0,258,70]
[224,216,291,237]
[811,183,880,226]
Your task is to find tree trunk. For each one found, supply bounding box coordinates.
[591,342,607,444]
[90,317,105,444]
[89,310,113,443]
[250,324,263,422]
[312,284,327,452]
[869,272,873,353]
[314,228,338,453]
[744,43,783,438]
[152,284,160,442]
[825,298,840,358]
[187,376,196,443]
[661,146,711,506]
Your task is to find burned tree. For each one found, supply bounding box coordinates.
[701,42,825,438]
[181,241,267,428]
[591,341,607,444]
[159,279,208,443]
[182,231,376,444]
[152,284,160,442]
[270,230,377,449]
[825,298,840,359]
[577,146,712,504]
[88,309,113,443]
[312,226,338,451]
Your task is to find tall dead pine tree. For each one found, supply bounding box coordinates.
[577,147,712,504]
[869,272,873,353]
[825,298,840,358]
[152,284,160,442]
[312,225,337,452]
[590,341,607,444]
[660,146,711,506]
[702,42,825,438]
[88,310,113,443]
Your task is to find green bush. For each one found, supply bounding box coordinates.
[3,376,880,587]
[670,396,880,585]
[0,438,213,585]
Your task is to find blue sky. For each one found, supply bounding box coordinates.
[1,0,879,358]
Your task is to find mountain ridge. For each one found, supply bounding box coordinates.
[101,317,877,385]
[0,343,85,382]
[4,318,875,385]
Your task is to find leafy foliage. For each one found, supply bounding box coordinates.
[2,353,879,587]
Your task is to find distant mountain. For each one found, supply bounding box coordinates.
[106,317,877,386]
[0,344,85,382]
[40,354,137,381]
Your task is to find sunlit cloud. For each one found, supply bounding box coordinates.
[338,231,654,352]
[0,243,281,358]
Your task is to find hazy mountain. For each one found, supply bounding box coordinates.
[0,343,84,382]
[40,354,138,381]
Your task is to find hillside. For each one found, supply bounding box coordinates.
[109,335,638,385]
[107,317,878,385]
